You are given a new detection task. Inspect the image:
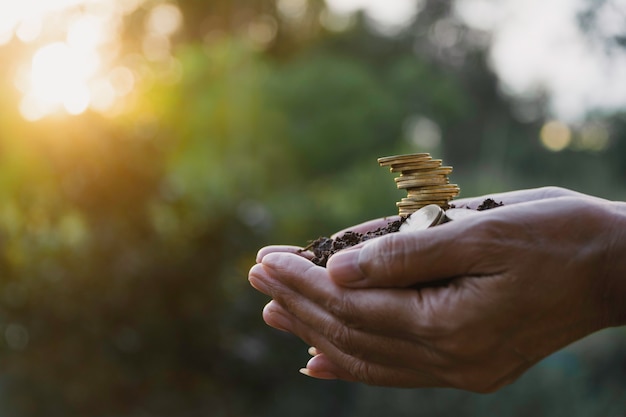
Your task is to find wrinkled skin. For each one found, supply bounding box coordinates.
[248,187,626,392]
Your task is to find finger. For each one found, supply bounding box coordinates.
[290,304,529,392]
[263,295,448,373]
[301,353,355,381]
[258,252,525,373]
[326,214,495,288]
[452,187,557,208]
[256,245,313,263]
[257,258,468,374]
[259,252,463,338]
[259,261,527,390]
[452,186,604,208]
[329,196,603,289]
[263,301,445,388]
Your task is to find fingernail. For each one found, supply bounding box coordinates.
[299,368,339,380]
[249,276,270,294]
[248,264,270,293]
[260,253,279,271]
[326,247,365,283]
[263,302,292,332]
[308,346,319,356]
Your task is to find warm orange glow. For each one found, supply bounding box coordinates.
[146,3,183,37]
[0,1,86,44]
[0,0,163,121]
[22,42,96,118]
[67,15,108,50]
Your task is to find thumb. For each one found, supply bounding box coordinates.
[327,222,475,288]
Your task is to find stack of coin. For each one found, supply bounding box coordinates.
[378,153,460,217]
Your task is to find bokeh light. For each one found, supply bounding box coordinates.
[277,0,308,21]
[28,42,96,116]
[540,120,572,152]
[405,116,442,151]
[67,15,108,50]
[579,122,610,152]
[325,0,425,33]
[146,3,183,37]
[248,15,279,48]
[0,0,162,121]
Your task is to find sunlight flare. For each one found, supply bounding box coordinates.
[25,42,96,118]
[1,0,150,120]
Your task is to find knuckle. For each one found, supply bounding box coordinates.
[330,324,359,356]
[326,292,360,329]
[361,234,415,276]
[409,296,463,341]
[539,185,566,198]
[344,358,378,385]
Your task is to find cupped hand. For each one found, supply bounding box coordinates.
[255,187,604,262]
[452,185,606,208]
[249,194,626,391]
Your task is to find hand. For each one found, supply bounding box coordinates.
[451,185,605,208]
[249,189,626,392]
[255,186,603,261]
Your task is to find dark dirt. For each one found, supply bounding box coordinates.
[301,218,405,267]
[303,198,504,267]
[476,198,504,211]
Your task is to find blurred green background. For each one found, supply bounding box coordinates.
[0,0,625,415]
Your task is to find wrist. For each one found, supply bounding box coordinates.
[602,201,626,327]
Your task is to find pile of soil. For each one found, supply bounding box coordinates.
[302,218,406,267]
[476,198,504,211]
[303,198,503,267]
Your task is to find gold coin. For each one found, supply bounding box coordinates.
[398,198,450,204]
[401,166,453,176]
[389,160,442,172]
[400,196,452,203]
[406,192,459,200]
[407,185,459,191]
[398,199,450,205]
[400,201,453,208]
[397,203,449,210]
[409,184,460,192]
[400,203,454,210]
[402,200,456,207]
[401,195,452,202]
[395,174,448,182]
[378,153,432,166]
[396,177,449,189]
[405,192,458,200]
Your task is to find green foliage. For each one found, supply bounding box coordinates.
[0,1,625,416]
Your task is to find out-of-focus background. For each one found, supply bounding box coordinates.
[0,0,625,415]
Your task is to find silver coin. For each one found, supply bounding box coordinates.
[443,208,481,222]
[399,204,444,233]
